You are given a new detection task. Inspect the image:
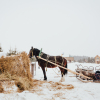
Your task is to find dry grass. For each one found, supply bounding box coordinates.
[53,92,64,97]
[50,81,74,90]
[32,79,46,87]
[66,84,74,89]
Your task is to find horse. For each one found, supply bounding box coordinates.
[29,47,68,82]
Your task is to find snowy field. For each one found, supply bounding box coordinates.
[0,62,100,100]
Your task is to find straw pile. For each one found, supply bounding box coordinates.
[66,84,74,89]
[50,81,74,90]
[0,52,33,91]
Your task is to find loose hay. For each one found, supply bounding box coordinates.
[54,92,64,97]
[66,84,74,89]
[50,81,74,90]
[1,81,17,93]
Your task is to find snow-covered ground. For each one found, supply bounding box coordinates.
[0,52,6,57]
[0,62,100,100]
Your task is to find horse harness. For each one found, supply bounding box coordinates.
[30,48,65,66]
[54,56,65,66]
[37,50,65,72]
[39,52,65,67]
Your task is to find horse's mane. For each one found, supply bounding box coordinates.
[34,48,40,52]
[33,48,40,56]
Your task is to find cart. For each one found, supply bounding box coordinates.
[75,64,100,83]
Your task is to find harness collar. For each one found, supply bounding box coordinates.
[39,48,42,57]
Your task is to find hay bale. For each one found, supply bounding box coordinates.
[0,52,33,91]
[0,52,32,79]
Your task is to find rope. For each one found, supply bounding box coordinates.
[48,59,64,66]
[55,67,60,72]
[52,68,60,77]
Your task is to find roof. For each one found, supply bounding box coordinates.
[95,55,100,58]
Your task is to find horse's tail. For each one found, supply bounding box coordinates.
[64,59,68,75]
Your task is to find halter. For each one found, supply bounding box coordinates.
[30,47,34,57]
[30,49,33,57]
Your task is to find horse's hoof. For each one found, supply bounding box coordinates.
[60,75,65,82]
[44,78,47,80]
[44,79,47,81]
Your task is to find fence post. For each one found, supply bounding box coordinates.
[31,62,36,78]
[31,63,34,78]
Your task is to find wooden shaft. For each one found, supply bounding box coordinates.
[37,56,92,79]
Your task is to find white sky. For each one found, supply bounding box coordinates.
[0,0,100,57]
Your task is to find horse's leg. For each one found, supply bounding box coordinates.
[41,66,47,80]
[59,59,67,82]
[60,68,65,82]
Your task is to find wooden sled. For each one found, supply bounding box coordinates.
[75,66,100,83]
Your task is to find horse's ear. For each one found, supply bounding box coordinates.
[31,46,34,50]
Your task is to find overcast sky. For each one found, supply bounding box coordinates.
[0,0,100,57]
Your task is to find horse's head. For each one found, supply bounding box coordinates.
[29,47,34,58]
[29,47,40,58]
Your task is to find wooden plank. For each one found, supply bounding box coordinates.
[76,77,93,83]
[37,56,92,80]
[76,77,100,83]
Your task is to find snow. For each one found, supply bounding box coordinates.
[0,62,100,100]
[0,52,6,57]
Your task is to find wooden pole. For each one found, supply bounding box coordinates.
[31,64,34,78]
[37,56,92,79]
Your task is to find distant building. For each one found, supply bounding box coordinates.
[95,55,100,64]
[65,57,74,62]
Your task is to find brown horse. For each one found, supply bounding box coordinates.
[29,47,68,82]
